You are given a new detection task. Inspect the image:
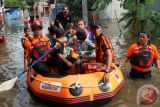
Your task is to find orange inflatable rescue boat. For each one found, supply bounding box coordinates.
[26,63,124,104]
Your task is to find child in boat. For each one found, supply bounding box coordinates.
[48,28,76,75]
[65,23,76,42]
[21,26,33,71]
[75,29,95,59]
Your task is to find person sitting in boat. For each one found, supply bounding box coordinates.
[65,23,76,42]
[74,29,95,60]
[49,28,77,75]
[121,31,160,79]
[21,27,33,47]
[21,26,33,71]
[25,24,60,77]
[47,23,57,47]
[77,19,95,42]
[89,20,116,83]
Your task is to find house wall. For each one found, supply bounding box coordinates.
[99,0,127,19]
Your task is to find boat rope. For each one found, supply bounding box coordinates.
[31,74,104,89]
[30,65,121,89]
[71,74,80,89]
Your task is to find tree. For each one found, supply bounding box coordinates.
[119,0,160,35]
[4,0,28,10]
[89,0,160,36]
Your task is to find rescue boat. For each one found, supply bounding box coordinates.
[26,63,124,104]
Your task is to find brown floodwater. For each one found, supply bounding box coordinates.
[0,18,160,107]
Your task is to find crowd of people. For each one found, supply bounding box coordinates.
[21,5,160,83]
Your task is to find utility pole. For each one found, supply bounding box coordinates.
[82,0,88,27]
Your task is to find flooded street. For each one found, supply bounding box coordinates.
[0,17,160,107]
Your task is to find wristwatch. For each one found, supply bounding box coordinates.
[105,70,110,73]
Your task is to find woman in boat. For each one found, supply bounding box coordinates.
[74,29,95,59]
[77,19,95,42]
[121,31,160,79]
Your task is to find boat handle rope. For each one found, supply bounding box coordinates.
[30,65,121,89]
[31,74,104,89]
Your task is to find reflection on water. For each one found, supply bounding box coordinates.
[0,18,160,107]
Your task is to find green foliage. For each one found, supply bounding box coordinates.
[4,0,28,9]
[5,0,19,7]
[145,0,155,5]
[91,0,111,11]
[120,0,160,35]
[137,3,151,20]
[123,0,136,11]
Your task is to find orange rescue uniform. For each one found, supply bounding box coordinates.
[126,43,159,72]
[95,33,115,63]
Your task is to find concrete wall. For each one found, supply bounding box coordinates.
[151,0,160,10]
[99,0,127,19]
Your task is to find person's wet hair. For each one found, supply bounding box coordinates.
[24,26,30,32]
[138,31,151,39]
[55,28,65,38]
[31,23,43,31]
[48,26,57,35]
[76,29,87,41]
[78,19,85,24]
[67,23,74,29]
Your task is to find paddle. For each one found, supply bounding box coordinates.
[0,46,57,92]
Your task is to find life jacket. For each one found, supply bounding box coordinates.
[96,33,115,63]
[130,46,154,69]
[21,35,33,49]
[31,41,49,62]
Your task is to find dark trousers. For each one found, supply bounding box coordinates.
[33,55,77,76]
[129,68,151,79]
[32,61,51,77]
[46,55,76,75]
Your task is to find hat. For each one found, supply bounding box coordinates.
[62,5,69,13]
[89,20,101,28]
[31,23,43,31]
[62,5,69,10]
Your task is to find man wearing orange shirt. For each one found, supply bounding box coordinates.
[121,32,160,79]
